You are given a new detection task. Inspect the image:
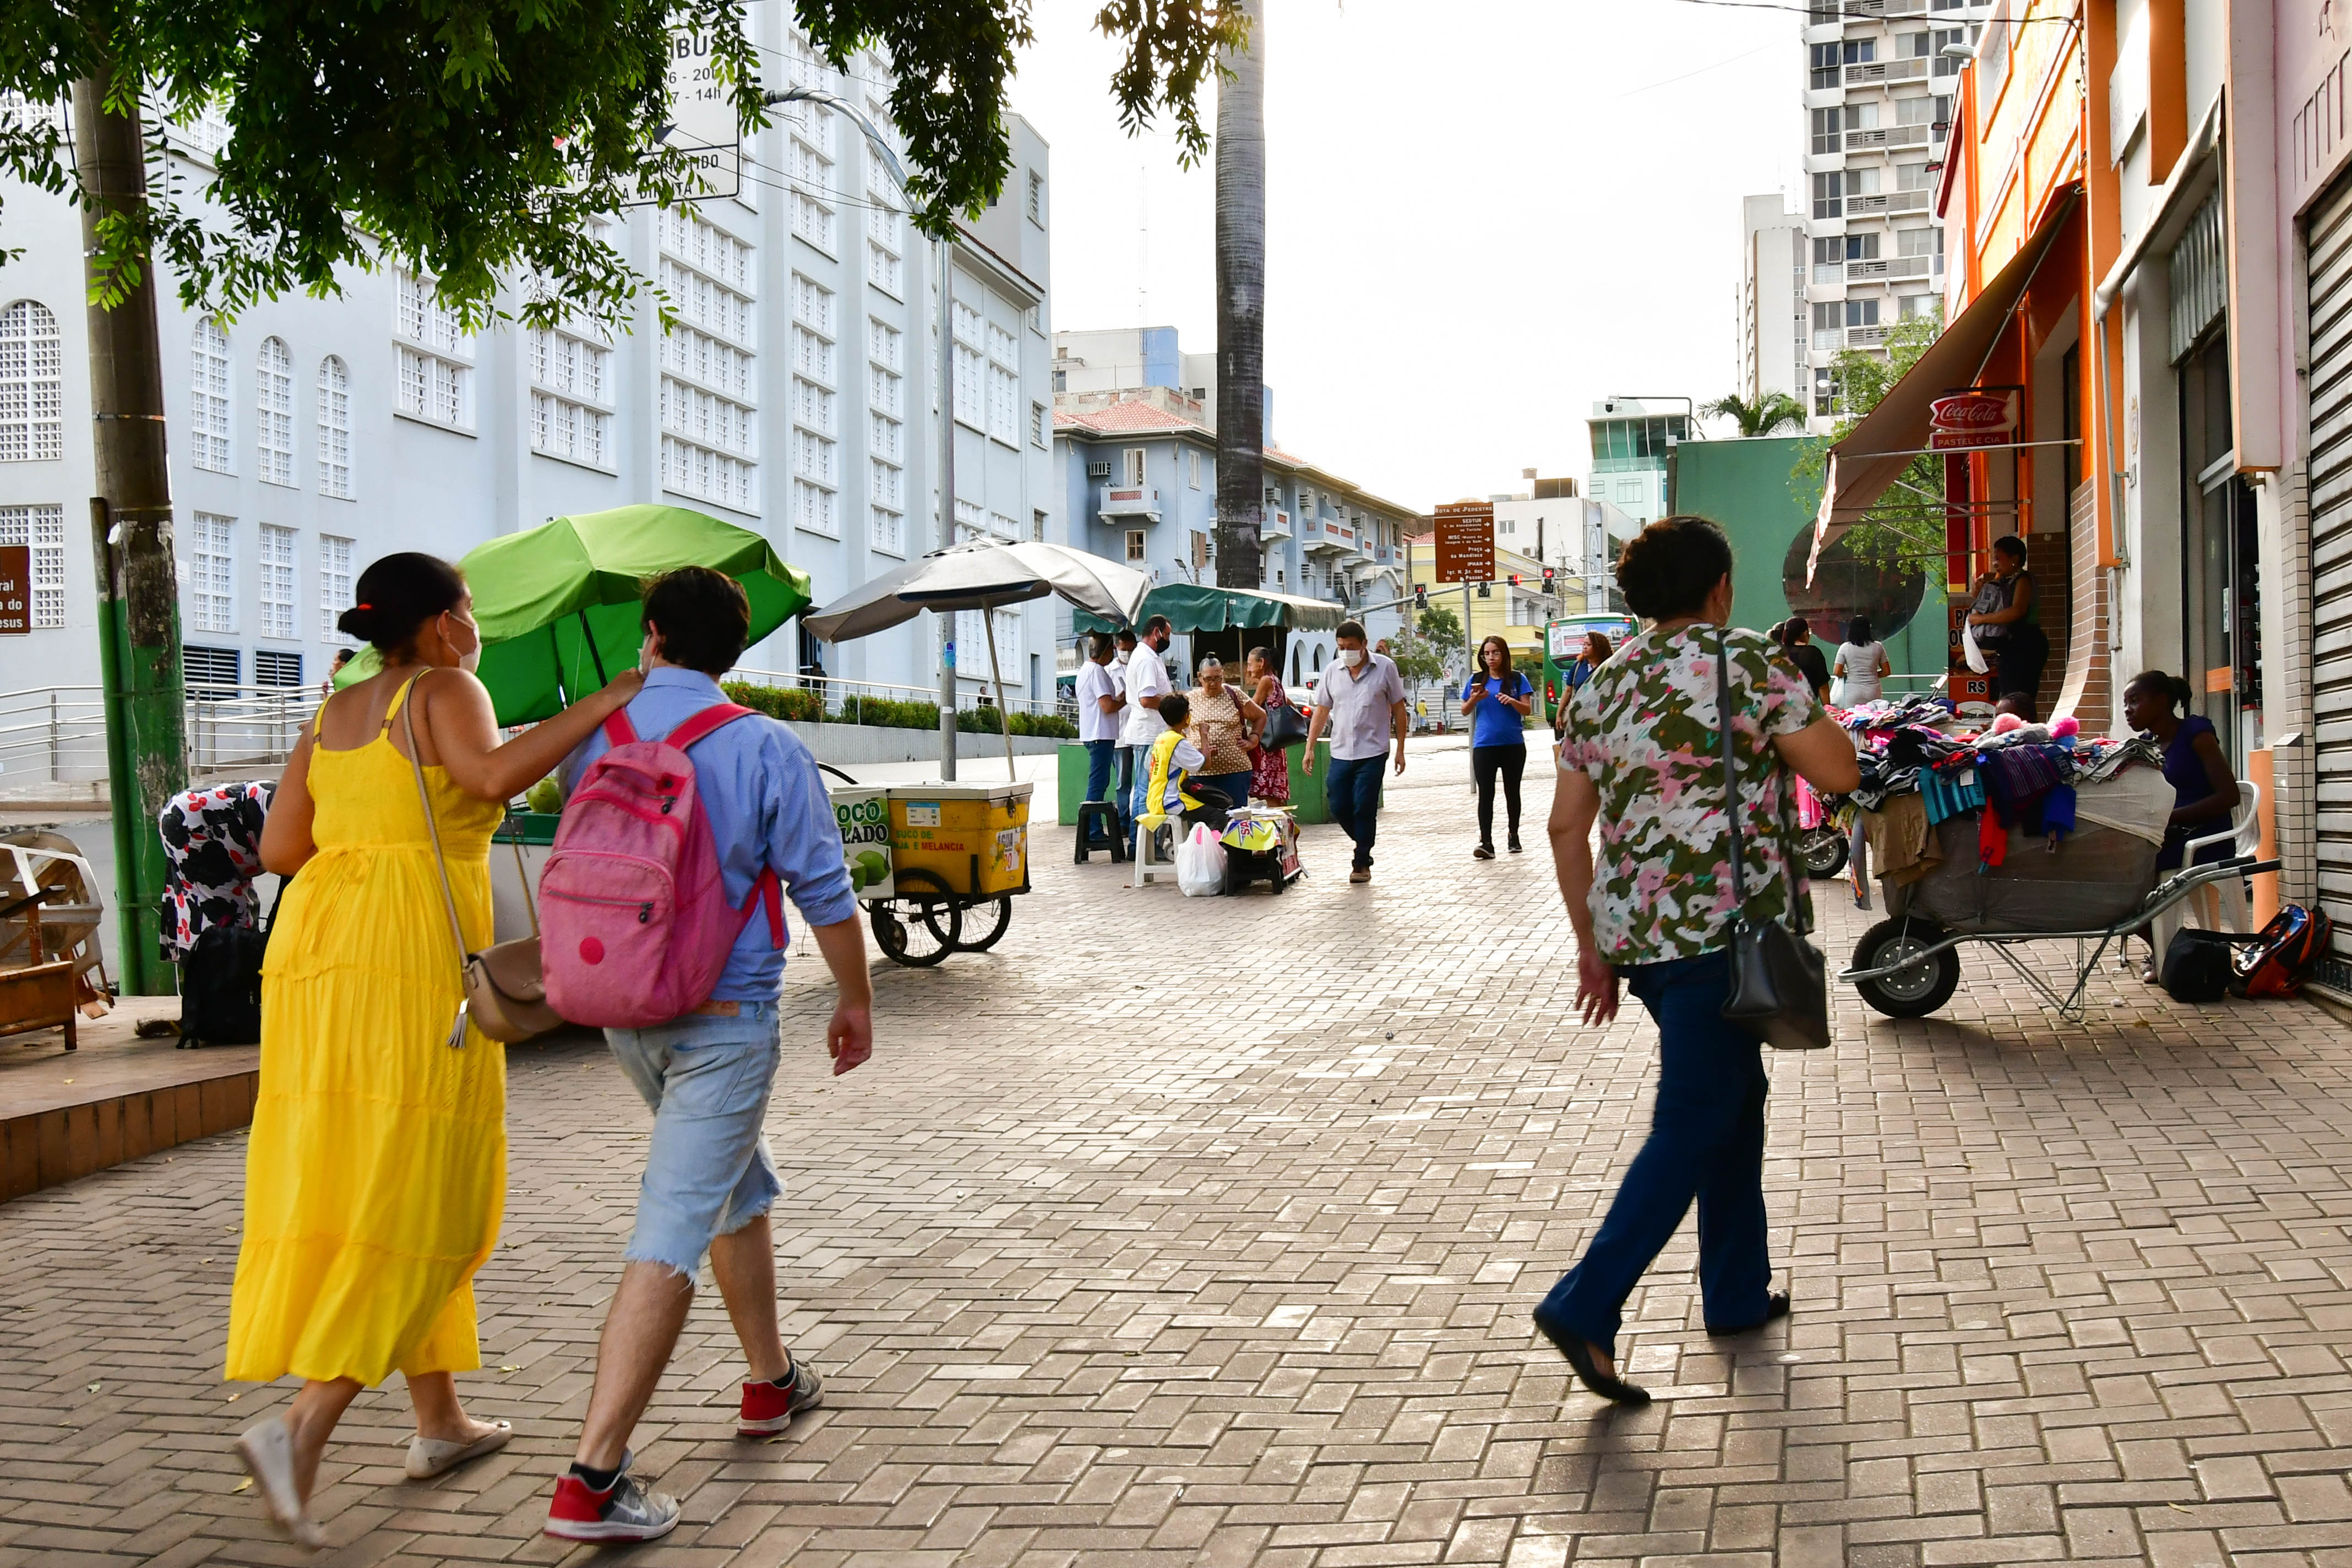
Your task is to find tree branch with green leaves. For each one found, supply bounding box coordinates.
[1,0,1240,333]
[1791,306,1948,573]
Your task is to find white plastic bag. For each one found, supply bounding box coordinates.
[1961,620,1988,673]
[1175,823,1227,897]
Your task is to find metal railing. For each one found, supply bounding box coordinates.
[2,669,1080,792]
[728,667,1076,723]
[0,682,325,790]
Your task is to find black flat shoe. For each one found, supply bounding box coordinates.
[1532,1311,1651,1406]
[1705,1292,1791,1337]
[1473,843,1495,860]
[1507,834,1523,853]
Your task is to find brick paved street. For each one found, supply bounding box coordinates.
[7,738,2352,1566]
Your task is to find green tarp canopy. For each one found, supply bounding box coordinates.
[1071,583,1343,635]
[336,504,812,726]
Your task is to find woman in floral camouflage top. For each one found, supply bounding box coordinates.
[1531,515,1860,1406]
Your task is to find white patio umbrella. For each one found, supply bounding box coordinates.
[802,540,1152,778]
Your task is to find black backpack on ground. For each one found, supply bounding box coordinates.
[2160,928,2256,1004]
[178,881,283,1047]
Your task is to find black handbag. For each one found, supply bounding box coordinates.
[1260,695,1310,750]
[1713,628,1833,1050]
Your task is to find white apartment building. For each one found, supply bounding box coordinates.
[1739,194,1808,405]
[0,25,1059,734]
[1800,0,1976,429]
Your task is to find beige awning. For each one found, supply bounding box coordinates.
[1809,186,2082,575]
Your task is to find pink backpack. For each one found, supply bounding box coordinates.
[541,703,782,1028]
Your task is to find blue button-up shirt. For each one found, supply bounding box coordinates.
[562,668,859,1001]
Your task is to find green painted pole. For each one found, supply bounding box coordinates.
[74,68,187,995]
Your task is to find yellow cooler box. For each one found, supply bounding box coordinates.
[886,782,1032,896]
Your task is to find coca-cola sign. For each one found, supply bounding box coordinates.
[1928,391,2018,450]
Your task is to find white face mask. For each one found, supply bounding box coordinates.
[1342,648,1366,669]
[445,611,482,674]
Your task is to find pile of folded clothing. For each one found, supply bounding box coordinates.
[1812,713,2167,881]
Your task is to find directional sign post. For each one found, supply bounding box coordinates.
[1433,502,1495,584]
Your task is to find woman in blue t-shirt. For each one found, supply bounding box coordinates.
[1460,635,1536,858]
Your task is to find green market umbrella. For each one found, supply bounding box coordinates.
[337,505,812,726]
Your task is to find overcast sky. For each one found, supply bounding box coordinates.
[1004,0,1809,516]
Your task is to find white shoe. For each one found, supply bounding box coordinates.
[235,1418,326,1550]
[406,1419,514,1479]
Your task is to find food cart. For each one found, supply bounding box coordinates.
[823,766,1031,966]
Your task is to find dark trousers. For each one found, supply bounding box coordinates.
[1533,950,1772,1357]
[1991,625,2049,718]
[1325,754,1385,869]
[1472,743,1526,844]
[1083,739,1117,802]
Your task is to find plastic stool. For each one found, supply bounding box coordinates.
[1074,799,1127,863]
[1133,818,1180,886]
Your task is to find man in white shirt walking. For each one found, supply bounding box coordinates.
[1303,619,1409,884]
[1075,635,1126,847]
[1119,615,1175,856]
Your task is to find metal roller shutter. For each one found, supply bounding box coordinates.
[2307,173,2352,973]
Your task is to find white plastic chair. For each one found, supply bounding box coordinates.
[2153,778,2261,959]
[1132,814,1182,888]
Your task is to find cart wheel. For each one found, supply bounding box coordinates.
[1268,865,1290,894]
[1852,918,1960,1018]
[944,896,1013,952]
[1799,826,1849,879]
[870,868,960,967]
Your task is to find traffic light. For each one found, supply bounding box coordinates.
[1542,565,1557,592]
[1413,584,1428,610]
[1477,580,1491,599]
[1507,573,1521,588]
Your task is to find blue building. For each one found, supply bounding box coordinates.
[1049,328,1414,688]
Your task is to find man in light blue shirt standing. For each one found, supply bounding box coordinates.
[545,567,871,1544]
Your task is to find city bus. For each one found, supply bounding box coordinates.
[1541,613,1639,727]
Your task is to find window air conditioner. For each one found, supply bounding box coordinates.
[1087,461,1112,479]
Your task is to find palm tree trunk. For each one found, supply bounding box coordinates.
[1214,0,1264,591]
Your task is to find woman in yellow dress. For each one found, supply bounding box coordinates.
[230,552,640,1546]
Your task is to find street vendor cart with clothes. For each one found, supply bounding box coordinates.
[1823,700,2277,1022]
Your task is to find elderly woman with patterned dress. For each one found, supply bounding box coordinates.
[1533,515,1860,1406]
[1185,657,1264,815]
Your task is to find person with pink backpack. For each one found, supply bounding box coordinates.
[539,567,870,1544]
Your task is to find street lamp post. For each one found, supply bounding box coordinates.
[763,86,957,777]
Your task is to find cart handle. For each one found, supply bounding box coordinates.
[816,763,861,787]
[1839,857,2290,984]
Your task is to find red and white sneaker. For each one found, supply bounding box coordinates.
[544,1452,680,1543]
[738,1354,825,1436]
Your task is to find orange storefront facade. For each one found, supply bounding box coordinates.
[1813,0,2350,960]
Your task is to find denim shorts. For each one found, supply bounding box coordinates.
[604,1003,783,1277]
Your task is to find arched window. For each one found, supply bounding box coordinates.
[256,336,293,485]
[191,319,231,472]
[316,355,351,498]
[1312,645,1325,673]
[0,300,62,462]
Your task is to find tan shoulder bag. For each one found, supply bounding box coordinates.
[402,672,563,1045]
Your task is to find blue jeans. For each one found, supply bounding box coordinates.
[1533,950,1771,1357]
[1083,739,1117,803]
[1126,742,1157,856]
[604,1004,783,1277]
[1325,754,1385,869]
